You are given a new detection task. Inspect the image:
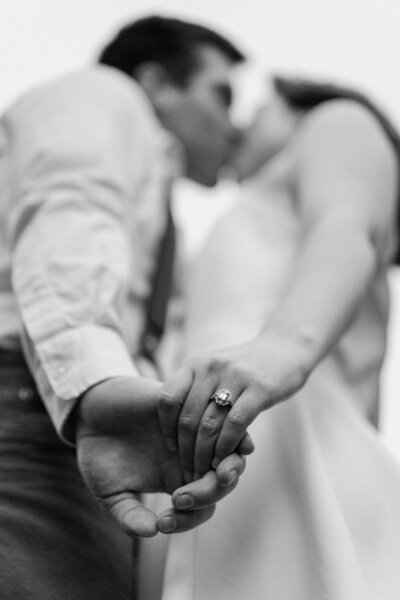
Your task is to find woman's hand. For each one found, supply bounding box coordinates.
[158,334,309,482]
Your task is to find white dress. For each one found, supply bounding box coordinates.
[156,167,400,600]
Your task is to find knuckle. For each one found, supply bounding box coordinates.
[158,391,178,410]
[207,357,229,375]
[189,355,228,375]
[226,411,247,431]
[187,357,209,377]
[254,379,271,395]
[199,416,219,436]
[255,381,276,409]
[178,414,197,433]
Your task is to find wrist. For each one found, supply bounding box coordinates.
[268,316,323,366]
[68,385,100,444]
[75,375,162,436]
[255,327,316,399]
[73,377,127,441]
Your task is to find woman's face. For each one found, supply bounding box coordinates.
[229,90,300,180]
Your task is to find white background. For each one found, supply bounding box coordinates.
[1,0,400,457]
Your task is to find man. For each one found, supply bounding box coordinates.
[0,16,250,599]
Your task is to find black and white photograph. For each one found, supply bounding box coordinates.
[1,2,400,598]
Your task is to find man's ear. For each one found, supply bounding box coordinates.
[133,63,183,121]
[133,63,174,103]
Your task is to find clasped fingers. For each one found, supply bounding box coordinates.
[158,356,266,483]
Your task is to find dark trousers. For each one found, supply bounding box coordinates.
[0,352,134,599]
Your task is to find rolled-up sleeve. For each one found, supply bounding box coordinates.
[8,69,160,442]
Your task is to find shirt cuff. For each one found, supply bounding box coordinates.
[32,325,139,444]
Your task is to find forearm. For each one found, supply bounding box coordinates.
[11,194,140,444]
[261,216,377,376]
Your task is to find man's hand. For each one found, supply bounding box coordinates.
[76,376,246,537]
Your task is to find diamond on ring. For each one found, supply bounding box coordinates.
[211,388,233,408]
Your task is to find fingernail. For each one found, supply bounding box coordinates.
[167,440,177,452]
[212,457,220,469]
[175,494,194,510]
[159,517,177,533]
[225,470,238,486]
[184,470,192,483]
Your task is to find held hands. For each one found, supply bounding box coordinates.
[75,332,303,539]
[76,376,247,538]
[158,334,310,481]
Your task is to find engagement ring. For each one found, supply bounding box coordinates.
[210,388,233,408]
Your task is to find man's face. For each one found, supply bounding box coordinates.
[158,45,239,187]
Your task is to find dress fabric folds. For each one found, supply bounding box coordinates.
[153,176,400,600]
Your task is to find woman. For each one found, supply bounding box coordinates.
[157,76,400,599]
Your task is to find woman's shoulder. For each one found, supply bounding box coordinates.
[290,98,398,197]
[296,98,394,155]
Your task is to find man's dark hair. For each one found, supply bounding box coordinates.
[98,15,244,86]
[274,74,400,266]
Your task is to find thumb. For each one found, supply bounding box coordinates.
[102,492,158,538]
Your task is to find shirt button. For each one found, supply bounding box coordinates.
[18,387,35,402]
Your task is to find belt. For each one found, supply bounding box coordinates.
[0,348,28,368]
[0,349,40,403]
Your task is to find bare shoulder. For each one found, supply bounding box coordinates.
[291,99,398,238]
[302,97,380,126]
[295,98,396,164]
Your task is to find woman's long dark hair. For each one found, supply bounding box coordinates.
[273,75,400,265]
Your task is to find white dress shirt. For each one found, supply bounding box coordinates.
[0,65,180,441]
